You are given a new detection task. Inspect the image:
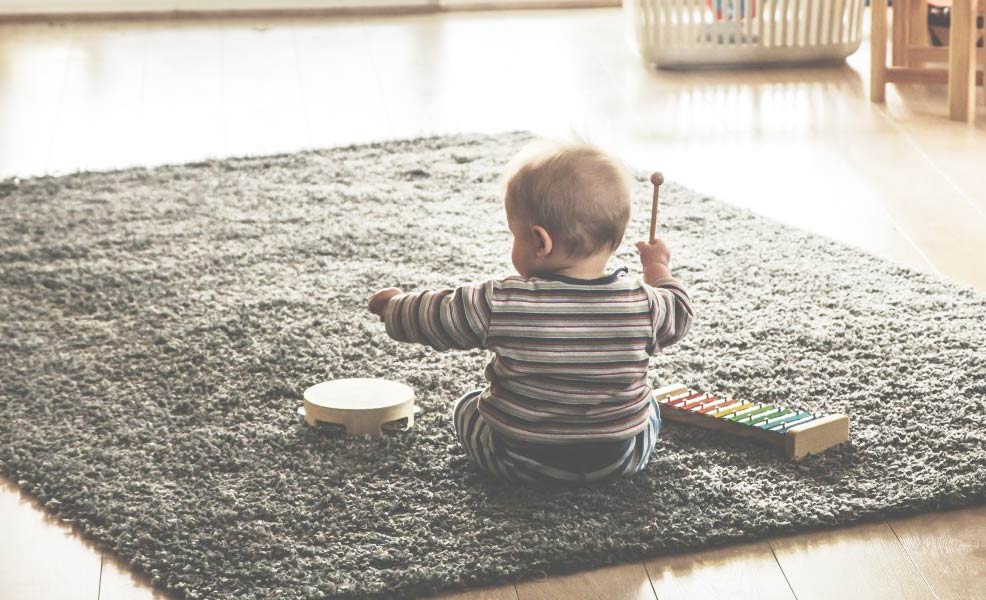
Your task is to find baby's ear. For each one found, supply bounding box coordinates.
[532,225,553,257]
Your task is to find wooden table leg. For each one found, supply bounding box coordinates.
[907,0,929,65]
[948,0,978,121]
[872,0,889,102]
[893,0,909,66]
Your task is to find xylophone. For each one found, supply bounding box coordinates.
[654,383,850,459]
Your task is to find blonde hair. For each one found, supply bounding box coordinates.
[503,140,631,258]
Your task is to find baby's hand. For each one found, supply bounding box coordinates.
[636,240,672,284]
[635,239,671,267]
[368,287,403,321]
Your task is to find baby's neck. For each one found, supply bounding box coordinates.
[548,251,612,281]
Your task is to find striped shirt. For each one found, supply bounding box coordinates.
[383,267,694,444]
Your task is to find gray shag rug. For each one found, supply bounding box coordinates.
[1,132,985,600]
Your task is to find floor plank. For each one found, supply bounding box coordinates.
[132,18,227,169]
[294,15,396,148]
[98,555,174,600]
[515,561,657,600]
[888,505,986,600]
[220,16,310,156]
[430,583,521,600]
[0,22,69,177]
[643,540,796,600]
[46,20,149,175]
[873,89,986,216]
[769,520,938,600]
[0,477,102,600]
[869,56,986,224]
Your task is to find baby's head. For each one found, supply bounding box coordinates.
[503,140,631,278]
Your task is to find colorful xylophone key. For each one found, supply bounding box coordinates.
[652,383,850,459]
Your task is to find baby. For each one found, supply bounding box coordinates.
[368,140,693,484]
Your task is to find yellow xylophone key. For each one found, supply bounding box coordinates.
[705,400,741,415]
[711,401,754,418]
[727,404,770,421]
[729,404,779,423]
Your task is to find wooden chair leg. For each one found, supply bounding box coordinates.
[872,0,890,102]
[948,0,977,121]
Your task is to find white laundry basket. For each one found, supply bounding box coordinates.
[625,0,866,68]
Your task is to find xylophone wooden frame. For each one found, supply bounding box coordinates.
[654,383,850,459]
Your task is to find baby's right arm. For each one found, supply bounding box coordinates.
[367,282,494,352]
[635,239,673,285]
[637,239,694,352]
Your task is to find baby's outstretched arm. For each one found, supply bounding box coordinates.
[367,282,493,351]
[636,239,694,352]
[368,287,402,318]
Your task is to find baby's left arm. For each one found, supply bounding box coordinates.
[368,282,494,351]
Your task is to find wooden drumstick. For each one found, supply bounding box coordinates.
[649,172,664,244]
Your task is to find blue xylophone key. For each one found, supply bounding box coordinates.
[756,410,811,429]
[765,412,816,431]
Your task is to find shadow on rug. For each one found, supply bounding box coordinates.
[1,132,985,599]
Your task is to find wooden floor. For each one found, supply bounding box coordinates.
[1,6,986,600]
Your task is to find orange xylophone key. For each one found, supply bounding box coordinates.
[697,398,731,414]
[681,394,715,410]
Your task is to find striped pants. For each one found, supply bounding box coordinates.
[452,390,662,485]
